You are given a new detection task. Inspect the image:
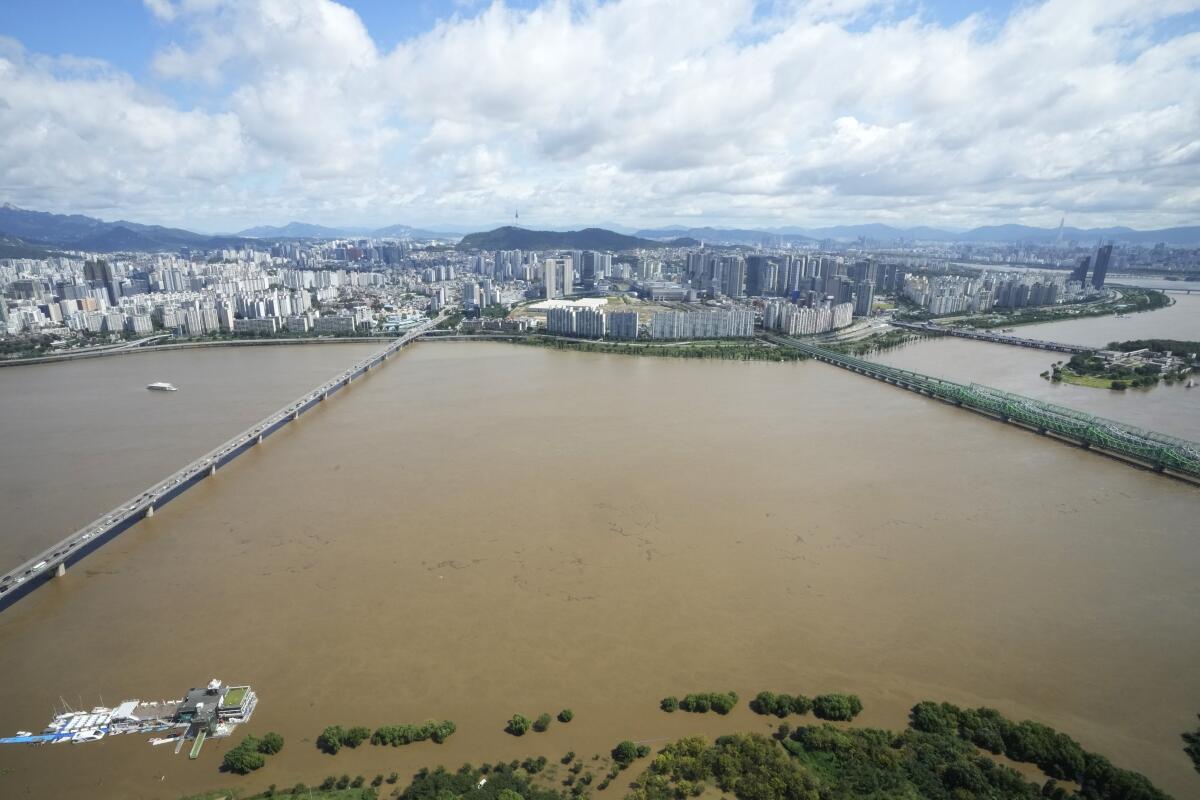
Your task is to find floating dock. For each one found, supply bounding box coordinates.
[0,678,255,756]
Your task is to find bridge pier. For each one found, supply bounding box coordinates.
[292,410,299,420]
[209,464,217,476]
[322,391,328,400]
[145,505,154,518]
[56,562,66,578]
[256,433,263,444]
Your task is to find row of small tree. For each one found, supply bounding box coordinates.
[660,692,739,714]
[317,720,455,754]
[750,691,863,722]
[507,709,573,736]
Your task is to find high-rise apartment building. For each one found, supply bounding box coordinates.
[721,257,746,297]
[648,308,754,340]
[853,280,874,316]
[1069,256,1090,284]
[607,310,639,340]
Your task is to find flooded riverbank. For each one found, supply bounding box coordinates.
[0,342,1196,799]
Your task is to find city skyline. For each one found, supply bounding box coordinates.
[1,0,1198,233]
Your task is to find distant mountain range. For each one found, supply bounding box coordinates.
[236,221,462,240]
[632,226,819,246]
[0,203,254,253]
[635,223,1200,246]
[0,204,462,253]
[2,203,1197,253]
[456,226,697,251]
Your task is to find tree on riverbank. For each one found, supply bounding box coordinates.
[222,735,266,774]
[750,691,812,718]
[811,694,862,722]
[669,691,739,714]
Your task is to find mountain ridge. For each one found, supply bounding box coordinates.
[3,204,1198,251]
[456,226,696,251]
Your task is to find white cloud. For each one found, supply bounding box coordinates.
[2,0,1199,231]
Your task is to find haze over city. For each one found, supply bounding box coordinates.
[1,0,1199,232]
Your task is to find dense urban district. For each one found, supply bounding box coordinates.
[2,207,1198,386]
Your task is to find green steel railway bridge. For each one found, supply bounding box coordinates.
[765,335,1200,484]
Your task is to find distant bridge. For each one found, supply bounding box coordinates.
[0,318,440,613]
[890,321,1091,354]
[766,335,1200,484]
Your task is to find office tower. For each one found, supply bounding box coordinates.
[581,251,597,282]
[1070,256,1090,284]
[746,255,771,296]
[543,258,559,298]
[562,256,575,296]
[853,280,874,316]
[721,256,746,297]
[686,252,705,284]
[84,258,120,306]
[1091,244,1112,289]
[462,281,481,307]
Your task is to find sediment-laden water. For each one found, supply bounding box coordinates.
[0,341,1196,799]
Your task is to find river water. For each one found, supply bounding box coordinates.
[0,336,1197,799]
[871,294,1200,440]
[0,344,381,568]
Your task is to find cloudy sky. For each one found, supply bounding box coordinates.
[1,0,1198,232]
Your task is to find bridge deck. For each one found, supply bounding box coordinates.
[889,320,1091,353]
[0,319,439,612]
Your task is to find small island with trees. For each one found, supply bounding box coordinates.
[1044,339,1196,390]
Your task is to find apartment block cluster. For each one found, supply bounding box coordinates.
[900,245,1114,316]
[545,306,639,339]
[762,300,854,335]
[648,308,755,340]
[682,251,902,301]
[460,250,660,297]
[0,253,387,338]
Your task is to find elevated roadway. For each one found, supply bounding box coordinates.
[0,318,439,613]
[890,320,1091,354]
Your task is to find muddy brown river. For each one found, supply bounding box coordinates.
[0,340,1197,799]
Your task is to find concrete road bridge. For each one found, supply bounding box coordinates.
[890,321,1091,354]
[0,318,440,613]
[766,335,1200,484]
